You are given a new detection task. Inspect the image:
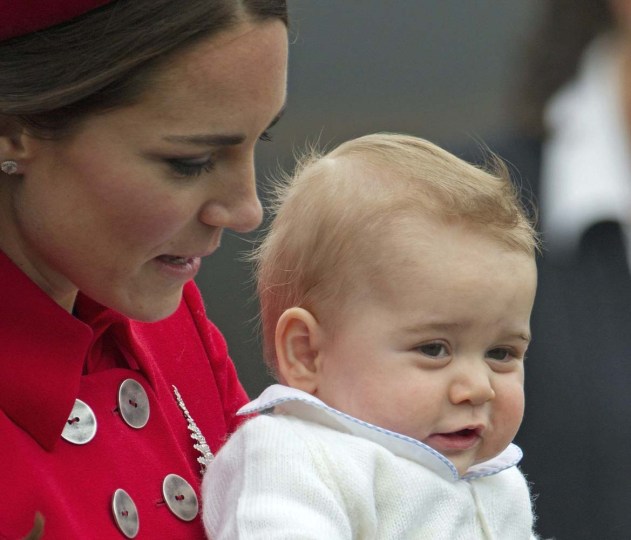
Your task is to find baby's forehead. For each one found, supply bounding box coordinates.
[338,216,529,286]
[333,219,533,307]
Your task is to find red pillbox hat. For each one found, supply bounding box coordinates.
[0,0,115,41]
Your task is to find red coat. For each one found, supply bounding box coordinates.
[0,251,248,538]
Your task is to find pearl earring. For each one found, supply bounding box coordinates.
[1,160,18,175]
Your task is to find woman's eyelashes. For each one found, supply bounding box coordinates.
[261,105,285,141]
[166,130,274,177]
[166,157,215,178]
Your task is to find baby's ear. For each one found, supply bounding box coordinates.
[275,307,323,394]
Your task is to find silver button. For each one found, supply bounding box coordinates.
[111,488,139,538]
[61,398,97,445]
[118,379,150,429]
[162,473,198,521]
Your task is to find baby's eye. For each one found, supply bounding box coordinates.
[486,348,512,362]
[166,157,215,178]
[417,342,449,358]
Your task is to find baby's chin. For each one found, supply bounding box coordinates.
[467,447,508,470]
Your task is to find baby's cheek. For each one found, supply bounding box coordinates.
[500,383,526,438]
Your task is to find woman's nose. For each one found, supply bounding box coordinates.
[198,164,264,233]
[448,364,496,406]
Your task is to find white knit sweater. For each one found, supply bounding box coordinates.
[202,385,537,539]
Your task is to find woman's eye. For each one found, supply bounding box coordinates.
[487,348,512,361]
[258,130,273,142]
[417,342,449,358]
[166,158,215,178]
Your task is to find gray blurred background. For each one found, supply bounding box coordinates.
[197,0,542,396]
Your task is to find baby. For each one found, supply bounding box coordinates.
[202,133,539,539]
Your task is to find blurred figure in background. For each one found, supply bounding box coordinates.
[488,1,631,538]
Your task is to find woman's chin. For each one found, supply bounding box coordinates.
[116,289,184,322]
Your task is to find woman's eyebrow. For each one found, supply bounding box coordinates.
[161,106,286,148]
[163,133,246,147]
[266,104,286,131]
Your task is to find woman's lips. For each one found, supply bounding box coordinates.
[158,255,191,264]
[155,255,201,280]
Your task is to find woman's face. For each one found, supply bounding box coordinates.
[0,20,288,320]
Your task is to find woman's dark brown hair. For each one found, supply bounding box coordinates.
[0,0,287,137]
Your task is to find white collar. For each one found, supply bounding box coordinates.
[239,384,522,482]
[541,35,631,254]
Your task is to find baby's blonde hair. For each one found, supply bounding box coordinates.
[253,133,538,374]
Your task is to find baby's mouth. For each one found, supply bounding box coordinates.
[449,428,480,437]
[426,427,482,452]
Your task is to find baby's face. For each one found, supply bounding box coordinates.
[312,220,537,476]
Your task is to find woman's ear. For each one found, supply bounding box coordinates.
[0,116,29,169]
[275,307,324,394]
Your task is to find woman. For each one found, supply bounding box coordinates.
[0,1,287,538]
